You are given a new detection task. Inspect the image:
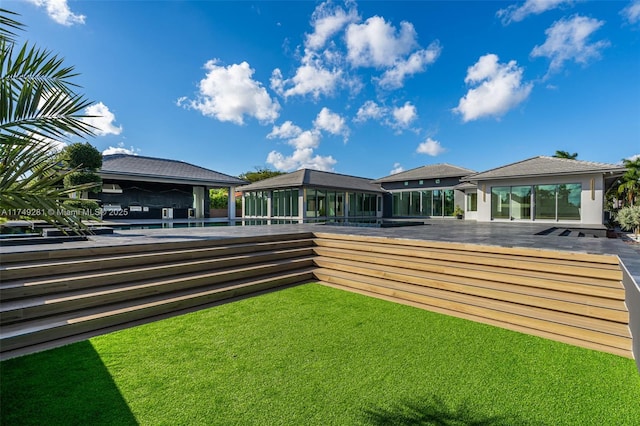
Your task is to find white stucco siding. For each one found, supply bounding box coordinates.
[475,173,606,226]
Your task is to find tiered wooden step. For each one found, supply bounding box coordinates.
[312,233,631,358]
[0,233,316,359]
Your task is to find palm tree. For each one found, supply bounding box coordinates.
[1,8,98,233]
[617,157,640,207]
[553,150,578,160]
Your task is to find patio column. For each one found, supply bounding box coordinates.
[228,186,236,225]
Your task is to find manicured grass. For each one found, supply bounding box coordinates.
[2,283,639,425]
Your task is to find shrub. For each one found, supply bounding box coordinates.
[62,199,101,219]
[616,205,640,237]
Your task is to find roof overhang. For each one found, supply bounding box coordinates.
[99,171,245,187]
[465,169,626,183]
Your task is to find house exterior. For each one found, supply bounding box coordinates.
[238,169,385,224]
[97,154,246,220]
[372,164,477,219]
[462,156,626,226]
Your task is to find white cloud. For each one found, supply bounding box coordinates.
[531,15,610,77]
[353,100,417,133]
[497,0,573,25]
[271,62,343,99]
[454,54,533,122]
[184,60,280,125]
[354,100,386,123]
[416,137,446,156]
[267,121,303,139]
[346,16,417,67]
[267,148,336,172]
[377,42,442,90]
[102,142,140,156]
[392,102,417,128]
[288,130,322,150]
[621,0,640,24]
[390,162,404,174]
[305,1,359,50]
[27,0,85,26]
[82,102,122,136]
[313,107,349,141]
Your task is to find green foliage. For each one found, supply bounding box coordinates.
[617,157,640,207]
[60,142,102,170]
[62,199,100,218]
[3,284,639,425]
[0,9,96,233]
[553,150,578,159]
[63,171,102,193]
[616,205,640,236]
[238,167,284,183]
[209,188,228,209]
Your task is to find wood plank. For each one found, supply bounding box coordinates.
[1,248,315,301]
[313,232,620,264]
[314,257,628,317]
[314,271,631,351]
[313,239,622,280]
[314,246,623,290]
[319,281,633,359]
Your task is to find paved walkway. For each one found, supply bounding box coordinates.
[2,220,639,282]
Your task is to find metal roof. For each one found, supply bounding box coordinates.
[373,163,476,183]
[239,169,385,193]
[100,154,247,186]
[464,156,626,181]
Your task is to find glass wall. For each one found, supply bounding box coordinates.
[349,192,378,217]
[534,183,581,221]
[244,191,268,217]
[492,184,581,221]
[491,187,510,219]
[308,188,378,219]
[390,189,455,217]
[271,189,299,217]
[510,186,531,220]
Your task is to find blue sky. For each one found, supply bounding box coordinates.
[9,0,640,178]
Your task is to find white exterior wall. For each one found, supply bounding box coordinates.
[476,173,605,226]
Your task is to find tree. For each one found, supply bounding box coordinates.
[60,142,102,217]
[617,157,640,207]
[553,150,578,160]
[238,167,285,183]
[1,8,97,233]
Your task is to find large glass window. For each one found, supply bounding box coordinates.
[393,192,410,216]
[467,192,477,212]
[306,189,317,217]
[534,184,581,221]
[534,185,557,220]
[557,184,581,220]
[410,191,421,216]
[491,187,510,219]
[272,189,298,217]
[421,191,432,216]
[443,190,455,216]
[244,191,268,217]
[510,186,531,220]
[432,190,443,216]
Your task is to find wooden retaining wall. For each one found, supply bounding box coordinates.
[312,232,631,358]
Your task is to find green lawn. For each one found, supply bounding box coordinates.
[2,283,639,425]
